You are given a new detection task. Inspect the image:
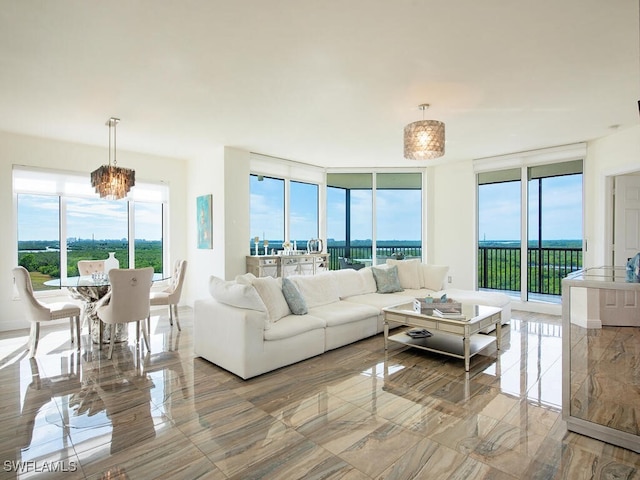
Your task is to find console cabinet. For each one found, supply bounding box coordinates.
[246,253,329,278]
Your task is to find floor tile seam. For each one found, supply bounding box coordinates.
[208,424,321,478]
[183,433,227,479]
[409,435,475,479]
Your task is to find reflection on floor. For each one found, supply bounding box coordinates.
[570,323,640,436]
[0,309,638,479]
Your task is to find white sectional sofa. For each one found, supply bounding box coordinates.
[194,260,511,379]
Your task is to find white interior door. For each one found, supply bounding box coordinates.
[613,173,640,266]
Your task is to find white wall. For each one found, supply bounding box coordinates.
[0,131,188,332]
[584,125,640,267]
[185,147,225,303]
[185,147,250,302]
[426,159,477,289]
[223,148,251,280]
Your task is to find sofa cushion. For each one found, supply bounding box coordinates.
[359,268,378,294]
[386,259,421,289]
[252,276,291,322]
[289,273,340,309]
[333,269,372,298]
[282,277,308,315]
[371,265,404,293]
[208,276,266,312]
[343,292,414,310]
[263,313,326,341]
[420,264,449,290]
[307,301,379,327]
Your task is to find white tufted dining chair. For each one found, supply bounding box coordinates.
[77,260,105,276]
[96,267,154,360]
[12,266,81,357]
[150,260,187,331]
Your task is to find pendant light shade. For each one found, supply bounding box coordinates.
[403,104,445,160]
[91,117,135,200]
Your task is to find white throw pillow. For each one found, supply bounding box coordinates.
[358,268,378,294]
[289,273,340,309]
[235,272,257,285]
[420,264,449,290]
[252,276,291,322]
[208,276,266,312]
[386,259,421,289]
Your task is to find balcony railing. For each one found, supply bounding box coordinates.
[326,245,421,270]
[327,244,581,297]
[478,246,582,296]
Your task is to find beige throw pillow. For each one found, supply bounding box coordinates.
[386,259,421,289]
[252,276,291,322]
[420,264,449,291]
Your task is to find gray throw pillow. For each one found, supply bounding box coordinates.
[371,265,404,294]
[282,277,308,315]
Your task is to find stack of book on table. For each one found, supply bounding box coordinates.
[405,328,432,338]
[432,304,465,320]
[413,298,466,320]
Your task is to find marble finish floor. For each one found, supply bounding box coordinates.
[0,308,638,479]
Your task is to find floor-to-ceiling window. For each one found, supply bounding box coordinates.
[477,169,522,293]
[249,174,320,254]
[134,202,164,270]
[375,173,422,264]
[527,163,583,300]
[16,194,60,291]
[327,172,422,269]
[327,173,373,267]
[249,175,284,254]
[289,180,319,249]
[476,155,583,301]
[14,166,168,291]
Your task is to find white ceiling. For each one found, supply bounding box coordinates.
[0,0,638,168]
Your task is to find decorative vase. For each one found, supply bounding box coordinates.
[307,239,323,253]
[104,252,119,273]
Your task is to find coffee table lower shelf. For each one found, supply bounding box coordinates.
[387,330,496,366]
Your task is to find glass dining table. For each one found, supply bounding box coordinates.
[44,273,170,344]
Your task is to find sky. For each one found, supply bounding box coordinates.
[19,173,583,244]
[478,174,583,241]
[17,194,162,241]
[251,174,583,243]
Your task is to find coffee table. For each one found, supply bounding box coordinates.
[382,302,502,371]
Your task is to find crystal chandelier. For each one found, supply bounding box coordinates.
[403,104,445,160]
[91,117,135,200]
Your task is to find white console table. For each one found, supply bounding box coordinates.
[561,266,640,453]
[246,253,329,278]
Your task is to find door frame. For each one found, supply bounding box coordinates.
[605,166,640,266]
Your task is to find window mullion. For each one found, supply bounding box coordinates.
[60,196,68,280]
[520,166,528,302]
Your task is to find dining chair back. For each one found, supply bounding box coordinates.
[12,266,81,357]
[77,260,105,276]
[96,267,154,359]
[150,260,187,331]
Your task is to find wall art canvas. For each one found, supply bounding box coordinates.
[197,194,213,249]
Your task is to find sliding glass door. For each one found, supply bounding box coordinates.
[477,160,583,301]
